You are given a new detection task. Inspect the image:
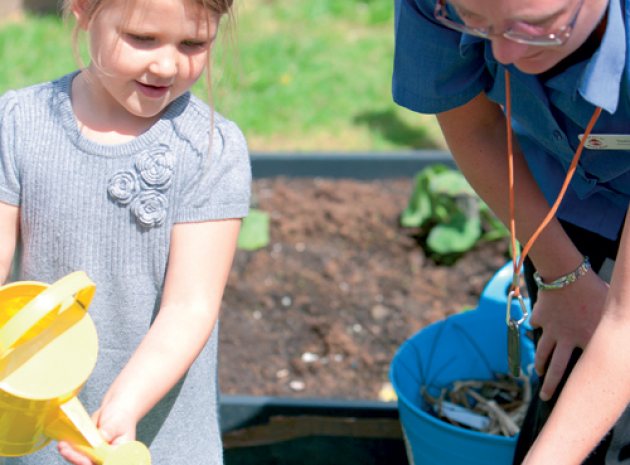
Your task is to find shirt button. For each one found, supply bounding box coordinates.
[553,130,564,141]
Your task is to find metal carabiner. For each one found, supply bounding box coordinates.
[505,289,529,326]
[506,283,529,377]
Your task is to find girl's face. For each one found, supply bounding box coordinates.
[74,0,217,121]
[450,0,608,74]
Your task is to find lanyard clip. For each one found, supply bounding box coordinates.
[506,275,529,377]
[506,288,529,327]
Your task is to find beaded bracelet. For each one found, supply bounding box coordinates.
[533,256,591,291]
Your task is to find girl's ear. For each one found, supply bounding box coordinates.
[71,0,92,30]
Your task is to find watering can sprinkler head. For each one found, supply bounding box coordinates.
[46,397,151,465]
[0,272,151,464]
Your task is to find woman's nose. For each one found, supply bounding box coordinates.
[491,37,531,65]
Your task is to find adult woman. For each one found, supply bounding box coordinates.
[393,0,630,462]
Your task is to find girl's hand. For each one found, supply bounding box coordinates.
[57,399,140,465]
[57,441,95,465]
[530,269,609,401]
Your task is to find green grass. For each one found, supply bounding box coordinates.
[0,15,76,90]
[0,1,446,152]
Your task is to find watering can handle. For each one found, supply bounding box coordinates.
[0,271,95,357]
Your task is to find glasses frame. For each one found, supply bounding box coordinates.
[434,0,585,46]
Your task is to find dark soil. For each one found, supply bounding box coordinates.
[219,177,510,400]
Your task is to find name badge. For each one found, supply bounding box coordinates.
[578,134,630,150]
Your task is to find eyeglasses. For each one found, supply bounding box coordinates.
[433,0,585,46]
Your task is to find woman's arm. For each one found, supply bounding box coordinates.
[436,91,608,400]
[436,92,582,272]
[0,201,19,284]
[59,218,241,465]
[523,206,630,464]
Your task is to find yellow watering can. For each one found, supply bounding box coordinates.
[0,272,151,465]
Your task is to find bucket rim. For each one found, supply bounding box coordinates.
[389,345,517,444]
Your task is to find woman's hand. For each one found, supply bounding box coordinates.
[530,269,609,401]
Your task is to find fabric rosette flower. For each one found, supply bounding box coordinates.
[108,170,140,205]
[135,145,176,190]
[131,190,169,228]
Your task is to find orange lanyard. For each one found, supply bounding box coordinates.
[504,69,602,320]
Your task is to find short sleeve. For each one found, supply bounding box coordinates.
[392,0,490,114]
[174,117,251,223]
[0,91,20,206]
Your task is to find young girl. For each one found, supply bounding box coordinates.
[0,0,250,464]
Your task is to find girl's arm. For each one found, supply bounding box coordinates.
[523,206,630,464]
[0,201,19,284]
[59,218,241,465]
[436,91,608,400]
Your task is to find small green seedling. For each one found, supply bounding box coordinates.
[237,208,270,251]
[401,164,508,262]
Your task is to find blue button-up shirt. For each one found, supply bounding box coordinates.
[393,0,630,240]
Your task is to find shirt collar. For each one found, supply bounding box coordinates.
[578,0,626,113]
[459,31,484,53]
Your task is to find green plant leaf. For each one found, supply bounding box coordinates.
[400,190,431,227]
[402,163,509,262]
[432,198,454,223]
[401,165,451,228]
[427,212,482,255]
[428,170,475,197]
[400,172,432,227]
[237,209,270,251]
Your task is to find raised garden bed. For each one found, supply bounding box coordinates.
[219,151,511,465]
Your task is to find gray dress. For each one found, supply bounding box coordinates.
[0,72,251,464]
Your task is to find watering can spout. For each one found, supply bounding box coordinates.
[0,272,151,464]
[45,397,151,465]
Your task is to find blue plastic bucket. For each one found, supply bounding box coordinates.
[390,262,535,465]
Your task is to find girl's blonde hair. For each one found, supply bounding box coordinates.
[62,0,234,24]
[62,0,236,158]
[62,0,234,54]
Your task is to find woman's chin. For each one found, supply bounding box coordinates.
[513,52,561,75]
